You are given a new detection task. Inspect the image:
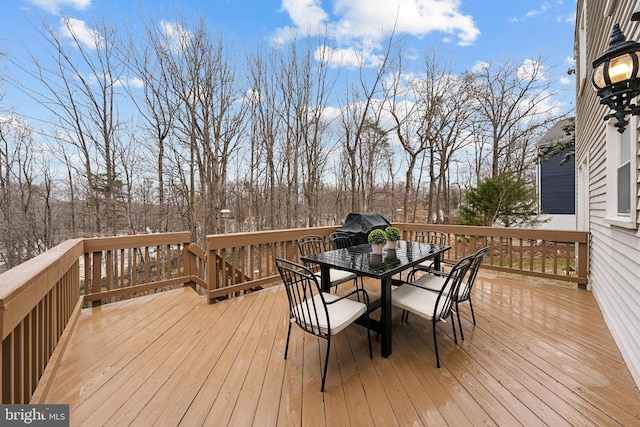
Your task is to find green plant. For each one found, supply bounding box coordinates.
[385,226,401,241]
[368,229,388,245]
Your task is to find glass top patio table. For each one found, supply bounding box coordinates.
[301,240,450,358]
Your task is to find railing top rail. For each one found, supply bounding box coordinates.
[206,226,338,250]
[0,238,84,339]
[0,239,84,304]
[396,224,590,244]
[83,231,192,252]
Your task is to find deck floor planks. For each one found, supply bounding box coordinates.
[46,288,204,405]
[199,286,282,426]
[227,286,287,426]
[340,326,397,426]
[393,327,492,425]
[473,282,640,419]
[275,311,304,426]
[36,272,640,427]
[322,336,358,425]
[73,290,234,425]
[101,293,246,426]
[139,290,269,427]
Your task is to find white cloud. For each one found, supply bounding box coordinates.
[517,59,546,81]
[559,76,571,85]
[26,0,91,15]
[471,61,489,72]
[159,20,193,53]
[280,0,328,32]
[526,3,550,18]
[315,45,386,69]
[510,2,554,23]
[558,12,576,24]
[59,17,102,50]
[278,0,480,47]
[126,77,144,89]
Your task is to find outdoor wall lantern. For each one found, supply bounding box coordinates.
[592,22,640,133]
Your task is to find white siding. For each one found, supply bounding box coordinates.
[576,0,640,388]
[535,214,577,230]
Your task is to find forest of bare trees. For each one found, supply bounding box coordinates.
[0,16,566,270]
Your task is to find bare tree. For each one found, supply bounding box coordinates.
[468,58,560,180]
[16,17,130,235]
[0,115,54,268]
[276,34,338,227]
[246,43,279,230]
[124,18,183,233]
[338,33,400,212]
[156,19,246,242]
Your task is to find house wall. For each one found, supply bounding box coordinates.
[576,0,640,388]
[536,214,577,231]
[540,147,576,214]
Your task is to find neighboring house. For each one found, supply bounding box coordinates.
[536,119,576,230]
[575,1,640,388]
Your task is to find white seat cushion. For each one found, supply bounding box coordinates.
[314,269,357,287]
[413,273,462,298]
[392,285,449,321]
[416,260,435,269]
[413,274,446,291]
[293,292,366,335]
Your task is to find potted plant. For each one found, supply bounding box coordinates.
[385,226,401,250]
[367,229,387,254]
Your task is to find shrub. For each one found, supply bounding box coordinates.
[385,226,401,241]
[368,229,388,245]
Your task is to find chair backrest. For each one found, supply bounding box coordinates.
[432,254,473,321]
[329,232,353,250]
[457,246,489,302]
[297,235,327,271]
[276,258,330,339]
[298,235,327,257]
[415,230,447,246]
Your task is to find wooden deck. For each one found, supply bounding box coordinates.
[38,272,640,426]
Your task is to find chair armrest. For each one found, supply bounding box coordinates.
[407,267,447,281]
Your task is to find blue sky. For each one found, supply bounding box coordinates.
[1,0,577,118]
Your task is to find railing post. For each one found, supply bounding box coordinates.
[578,239,589,289]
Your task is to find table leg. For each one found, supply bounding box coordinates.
[380,276,392,357]
[319,265,331,292]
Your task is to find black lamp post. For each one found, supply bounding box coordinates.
[592,23,640,133]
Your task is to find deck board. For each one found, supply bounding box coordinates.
[35,273,640,426]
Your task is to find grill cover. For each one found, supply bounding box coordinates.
[335,212,392,245]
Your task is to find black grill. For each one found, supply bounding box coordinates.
[334,212,391,245]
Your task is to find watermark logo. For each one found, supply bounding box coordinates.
[0,405,69,426]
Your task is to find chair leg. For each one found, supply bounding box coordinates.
[284,321,292,359]
[321,337,331,393]
[366,311,373,359]
[456,301,465,341]
[450,311,458,345]
[468,298,476,325]
[432,319,440,368]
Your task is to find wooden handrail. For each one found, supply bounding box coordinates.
[0,239,83,403]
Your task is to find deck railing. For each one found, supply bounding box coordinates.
[204,224,589,302]
[0,232,200,403]
[81,231,199,305]
[0,225,589,403]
